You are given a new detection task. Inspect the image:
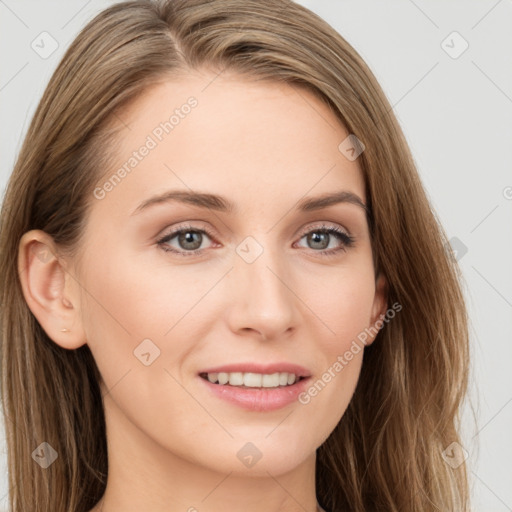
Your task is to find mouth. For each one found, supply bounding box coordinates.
[199,371,308,389]
[198,367,312,411]
[197,363,312,411]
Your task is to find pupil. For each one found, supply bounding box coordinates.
[309,231,328,250]
[179,231,202,250]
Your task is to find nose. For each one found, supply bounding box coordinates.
[225,242,300,341]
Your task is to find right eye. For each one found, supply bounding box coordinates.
[156,224,218,256]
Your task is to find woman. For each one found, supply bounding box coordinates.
[0,0,471,510]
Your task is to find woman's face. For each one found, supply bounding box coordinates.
[64,70,386,477]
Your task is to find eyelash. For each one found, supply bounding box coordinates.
[156,223,355,258]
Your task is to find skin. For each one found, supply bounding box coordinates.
[18,69,387,512]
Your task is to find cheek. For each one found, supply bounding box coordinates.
[305,266,377,350]
[78,248,221,384]
[293,267,375,438]
[81,240,177,328]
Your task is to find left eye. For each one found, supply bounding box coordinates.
[295,226,354,253]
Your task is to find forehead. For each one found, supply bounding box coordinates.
[92,70,366,221]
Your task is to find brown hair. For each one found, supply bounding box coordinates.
[0,0,471,510]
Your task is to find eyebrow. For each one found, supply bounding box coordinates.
[130,189,368,216]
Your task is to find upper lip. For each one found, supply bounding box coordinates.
[199,362,311,378]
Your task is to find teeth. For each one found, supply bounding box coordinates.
[262,373,280,387]
[228,372,243,385]
[204,371,301,388]
[244,373,262,387]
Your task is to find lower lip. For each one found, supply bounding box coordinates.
[199,376,311,412]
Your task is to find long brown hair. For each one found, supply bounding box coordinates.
[0,1,471,510]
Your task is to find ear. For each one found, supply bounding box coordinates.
[365,272,388,346]
[17,230,87,350]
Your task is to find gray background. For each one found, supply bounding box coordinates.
[1,0,511,510]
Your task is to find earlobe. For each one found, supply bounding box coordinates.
[17,230,87,350]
